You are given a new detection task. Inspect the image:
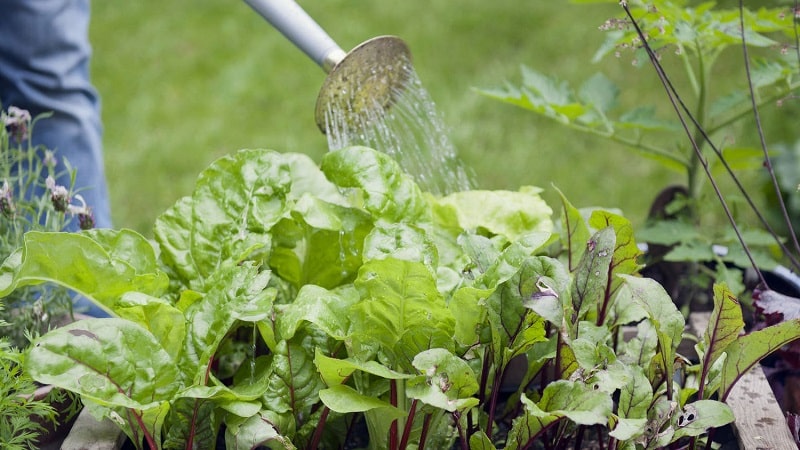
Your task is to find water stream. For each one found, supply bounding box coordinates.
[322,62,475,196]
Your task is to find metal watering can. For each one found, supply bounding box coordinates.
[243,0,412,133]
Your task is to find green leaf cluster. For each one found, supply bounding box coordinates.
[2,146,798,449]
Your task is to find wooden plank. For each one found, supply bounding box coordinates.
[60,407,126,450]
[687,312,796,450]
[726,365,797,450]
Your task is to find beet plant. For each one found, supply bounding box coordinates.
[0,145,797,449]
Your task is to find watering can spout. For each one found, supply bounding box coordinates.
[243,0,413,133]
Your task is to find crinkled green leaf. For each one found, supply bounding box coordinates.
[115,291,186,360]
[276,284,359,341]
[321,146,428,223]
[26,319,180,410]
[269,198,371,289]
[468,431,497,450]
[436,187,553,242]
[0,230,168,315]
[188,150,290,280]
[522,257,571,327]
[589,210,643,290]
[262,339,325,415]
[153,196,197,289]
[363,222,438,270]
[181,263,274,381]
[225,410,296,450]
[351,258,455,370]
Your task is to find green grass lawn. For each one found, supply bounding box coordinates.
[90,0,791,235]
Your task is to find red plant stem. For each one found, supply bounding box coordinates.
[307,406,331,450]
[453,411,469,450]
[398,399,418,450]
[478,347,491,405]
[390,379,398,450]
[485,365,505,441]
[417,413,433,450]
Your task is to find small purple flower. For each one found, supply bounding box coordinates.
[0,180,16,218]
[46,176,71,212]
[2,106,32,142]
[68,194,94,230]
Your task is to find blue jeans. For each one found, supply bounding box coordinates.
[0,0,111,230]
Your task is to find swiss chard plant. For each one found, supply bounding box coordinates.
[0,145,799,449]
[479,0,800,306]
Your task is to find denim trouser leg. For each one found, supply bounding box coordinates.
[0,0,111,230]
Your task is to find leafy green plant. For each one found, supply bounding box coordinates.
[0,319,58,449]
[478,0,800,303]
[1,146,798,449]
[0,105,99,347]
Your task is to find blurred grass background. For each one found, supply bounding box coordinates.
[90,0,794,235]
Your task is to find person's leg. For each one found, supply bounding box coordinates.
[0,0,111,229]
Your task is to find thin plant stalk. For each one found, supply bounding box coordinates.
[738,0,800,259]
[621,2,768,287]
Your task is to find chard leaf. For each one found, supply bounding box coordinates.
[0,230,168,315]
[321,146,428,223]
[318,384,405,419]
[450,284,493,346]
[188,150,291,281]
[506,381,612,449]
[435,187,553,242]
[719,318,800,400]
[162,397,218,450]
[570,226,615,327]
[314,349,413,387]
[225,410,296,450]
[154,196,197,289]
[557,187,590,272]
[181,263,274,381]
[269,199,371,289]
[363,222,438,270]
[276,284,359,341]
[406,348,479,412]
[698,283,744,398]
[263,339,326,415]
[351,258,455,370]
[26,318,180,410]
[115,292,186,360]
